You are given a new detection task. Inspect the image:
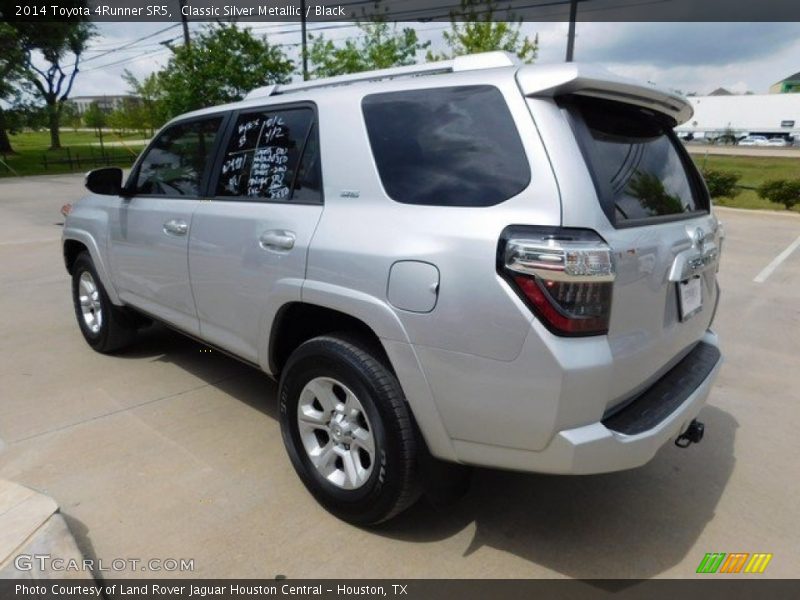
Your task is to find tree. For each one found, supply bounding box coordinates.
[428,0,538,63]
[107,98,143,136]
[17,102,49,131]
[18,15,95,149]
[61,101,82,132]
[156,24,294,118]
[307,20,430,78]
[83,102,106,134]
[0,23,28,154]
[83,102,107,155]
[122,70,166,136]
[758,179,800,211]
[106,108,127,135]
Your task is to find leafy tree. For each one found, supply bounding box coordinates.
[17,14,95,149]
[10,101,49,131]
[0,107,25,136]
[83,102,106,133]
[156,24,294,118]
[307,20,430,78]
[83,102,106,153]
[427,0,538,63]
[61,101,81,132]
[107,108,128,135]
[106,98,144,136]
[122,70,167,136]
[758,179,800,211]
[0,22,28,153]
[702,169,741,199]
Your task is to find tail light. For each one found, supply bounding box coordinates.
[498,226,615,336]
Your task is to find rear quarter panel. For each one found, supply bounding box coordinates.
[306,69,561,362]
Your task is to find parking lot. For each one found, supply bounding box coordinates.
[0,174,798,579]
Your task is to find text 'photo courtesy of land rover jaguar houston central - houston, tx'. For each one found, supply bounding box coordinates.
[62,52,723,524]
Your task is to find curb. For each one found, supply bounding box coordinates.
[0,480,93,580]
[714,205,800,218]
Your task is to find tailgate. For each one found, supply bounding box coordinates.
[519,65,721,410]
[603,213,720,405]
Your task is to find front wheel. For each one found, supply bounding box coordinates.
[71,252,136,353]
[279,334,420,524]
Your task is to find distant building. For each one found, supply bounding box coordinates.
[68,95,139,115]
[675,93,800,140]
[769,71,800,94]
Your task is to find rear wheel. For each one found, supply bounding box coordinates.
[71,252,136,353]
[279,334,420,524]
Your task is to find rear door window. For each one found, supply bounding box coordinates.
[564,95,708,225]
[215,107,320,203]
[362,85,530,207]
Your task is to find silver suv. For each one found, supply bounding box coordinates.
[63,52,722,524]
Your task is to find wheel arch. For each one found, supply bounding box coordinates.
[62,230,121,305]
[268,302,392,377]
[266,297,458,462]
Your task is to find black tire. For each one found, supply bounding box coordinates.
[279,334,420,525]
[71,252,137,353]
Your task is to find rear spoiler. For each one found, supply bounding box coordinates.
[516,63,693,126]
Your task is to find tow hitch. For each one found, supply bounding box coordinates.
[675,420,705,448]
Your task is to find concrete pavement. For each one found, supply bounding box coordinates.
[0,174,798,579]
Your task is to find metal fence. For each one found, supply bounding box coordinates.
[40,146,138,172]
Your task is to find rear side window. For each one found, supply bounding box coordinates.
[362,86,530,207]
[134,117,223,196]
[216,107,321,203]
[564,96,708,225]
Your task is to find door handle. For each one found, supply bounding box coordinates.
[163,219,189,236]
[259,230,296,251]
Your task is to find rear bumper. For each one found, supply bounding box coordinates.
[450,330,722,474]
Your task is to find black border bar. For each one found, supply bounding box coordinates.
[3,0,800,23]
[3,579,800,600]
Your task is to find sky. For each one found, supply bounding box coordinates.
[62,21,800,98]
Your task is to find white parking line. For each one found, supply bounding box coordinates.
[753,235,800,283]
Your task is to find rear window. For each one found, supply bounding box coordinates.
[564,96,708,225]
[362,86,530,207]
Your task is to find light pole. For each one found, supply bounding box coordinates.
[301,0,309,80]
[566,0,578,62]
[178,0,191,47]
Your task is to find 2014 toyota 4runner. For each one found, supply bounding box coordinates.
[63,52,723,524]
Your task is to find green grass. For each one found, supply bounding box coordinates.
[690,154,800,213]
[0,129,146,178]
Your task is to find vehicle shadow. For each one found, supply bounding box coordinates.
[119,324,280,420]
[61,513,106,581]
[120,324,737,580]
[380,403,737,580]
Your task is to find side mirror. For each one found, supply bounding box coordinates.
[85,167,123,196]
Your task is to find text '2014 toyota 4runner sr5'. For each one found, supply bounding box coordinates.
[63,52,723,524]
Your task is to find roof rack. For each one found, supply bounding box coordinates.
[245,51,518,100]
